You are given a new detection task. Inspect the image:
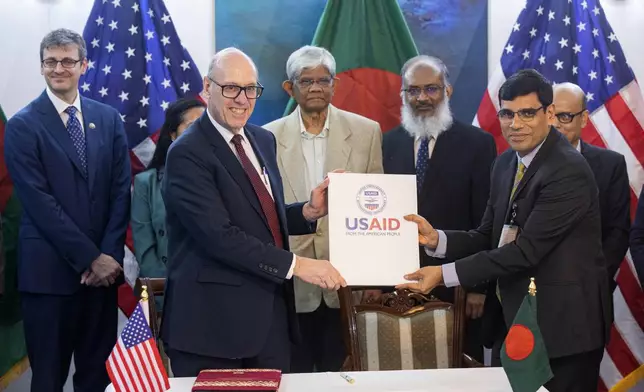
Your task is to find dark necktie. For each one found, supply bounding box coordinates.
[416,137,430,193]
[64,106,87,176]
[230,134,284,249]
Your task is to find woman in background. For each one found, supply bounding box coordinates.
[131,98,205,300]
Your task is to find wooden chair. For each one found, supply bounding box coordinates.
[134,277,166,338]
[339,286,482,371]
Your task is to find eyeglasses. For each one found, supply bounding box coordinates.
[555,110,586,124]
[295,77,334,89]
[402,84,445,98]
[208,77,264,99]
[497,106,545,123]
[42,58,82,69]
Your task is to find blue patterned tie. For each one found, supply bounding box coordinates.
[416,137,429,193]
[64,106,87,176]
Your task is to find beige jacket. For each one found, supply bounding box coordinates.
[264,104,383,312]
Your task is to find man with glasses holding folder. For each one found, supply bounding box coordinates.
[397,69,611,391]
[161,47,346,375]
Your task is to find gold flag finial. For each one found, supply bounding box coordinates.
[528,277,537,296]
[141,285,149,302]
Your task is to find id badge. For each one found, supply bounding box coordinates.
[498,224,519,248]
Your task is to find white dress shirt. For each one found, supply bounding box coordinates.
[297,106,330,193]
[206,110,297,277]
[47,88,84,134]
[434,140,546,287]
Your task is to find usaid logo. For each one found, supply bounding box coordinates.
[356,185,387,215]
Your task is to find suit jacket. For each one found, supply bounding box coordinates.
[383,120,497,298]
[132,168,168,279]
[264,104,383,312]
[444,129,611,359]
[580,141,630,283]
[0,218,4,296]
[629,187,644,284]
[161,114,315,359]
[4,91,131,295]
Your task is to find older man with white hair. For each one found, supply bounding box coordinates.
[161,47,346,375]
[382,55,497,362]
[264,45,383,372]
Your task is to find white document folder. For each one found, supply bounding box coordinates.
[327,173,420,286]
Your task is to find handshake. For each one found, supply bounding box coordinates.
[293,255,346,291]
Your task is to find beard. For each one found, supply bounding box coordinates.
[401,98,454,140]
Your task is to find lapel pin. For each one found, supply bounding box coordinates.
[89,123,96,129]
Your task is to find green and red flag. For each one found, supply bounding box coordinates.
[501,279,553,392]
[285,0,418,132]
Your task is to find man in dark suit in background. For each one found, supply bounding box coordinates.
[4,29,131,392]
[161,48,346,375]
[398,69,611,392]
[553,82,630,290]
[382,55,497,361]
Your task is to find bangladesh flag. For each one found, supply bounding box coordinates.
[501,289,553,392]
[0,104,27,385]
[284,0,418,132]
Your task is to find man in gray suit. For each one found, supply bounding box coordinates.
[264,45,383,372]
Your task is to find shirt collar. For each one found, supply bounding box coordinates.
[206,107,247,144]
[516,138,547,168]
[297,106,330,139]
[574,140,581,152]
[46,87,81,116]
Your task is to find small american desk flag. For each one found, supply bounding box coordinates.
[106,301,170,392]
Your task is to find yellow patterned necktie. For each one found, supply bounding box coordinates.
[497,160,527,302]
[510,161,526,201]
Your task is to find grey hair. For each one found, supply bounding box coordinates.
[553,82,587,111]
[40,28,87,62]
[401,55,450,88]
[207,47,258,79]
[286,45,336,81]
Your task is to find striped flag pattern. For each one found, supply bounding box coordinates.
[106,302,170,392]
[472,1,644,390]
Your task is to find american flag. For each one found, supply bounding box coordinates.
[106,302,170,392]
[79,0,204,315]
[473,0,644,390]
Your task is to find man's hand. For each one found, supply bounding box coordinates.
[81,270,110,287]
[395,266,443,294]
[466,293,485,319]
[302,169,345,221]
[85,254,122,287]
[293,256,347,291]
[403,214,439,248]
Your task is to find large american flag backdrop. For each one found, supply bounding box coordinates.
[474,0,644,390]
[79,0,203,312]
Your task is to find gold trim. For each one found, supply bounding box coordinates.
[193,380,279,387]
[0,357,30,391]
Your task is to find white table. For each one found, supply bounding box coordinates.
[107,368,549,391]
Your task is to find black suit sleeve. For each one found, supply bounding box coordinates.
[454,167,592,287]
[603,155,631,280]
[163,143,293,284]
[285,202,316,235]
[629,187,644,283]
[465,134,497,294]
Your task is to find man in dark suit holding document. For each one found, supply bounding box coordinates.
[396,69,611,392]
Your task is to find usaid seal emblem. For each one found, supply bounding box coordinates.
[356,185,387,215]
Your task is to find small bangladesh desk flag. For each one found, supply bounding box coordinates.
[501,278,553,392]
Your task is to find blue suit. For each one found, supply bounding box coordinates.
[161,114,314,375]
[4,90,131,392]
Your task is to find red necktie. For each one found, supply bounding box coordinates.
[230,134,284,249]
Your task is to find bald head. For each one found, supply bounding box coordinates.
[552,82,589,148]
[207,47,258,80]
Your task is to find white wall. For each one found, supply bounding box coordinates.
[489,0,644,95]
[0,0,214,119]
